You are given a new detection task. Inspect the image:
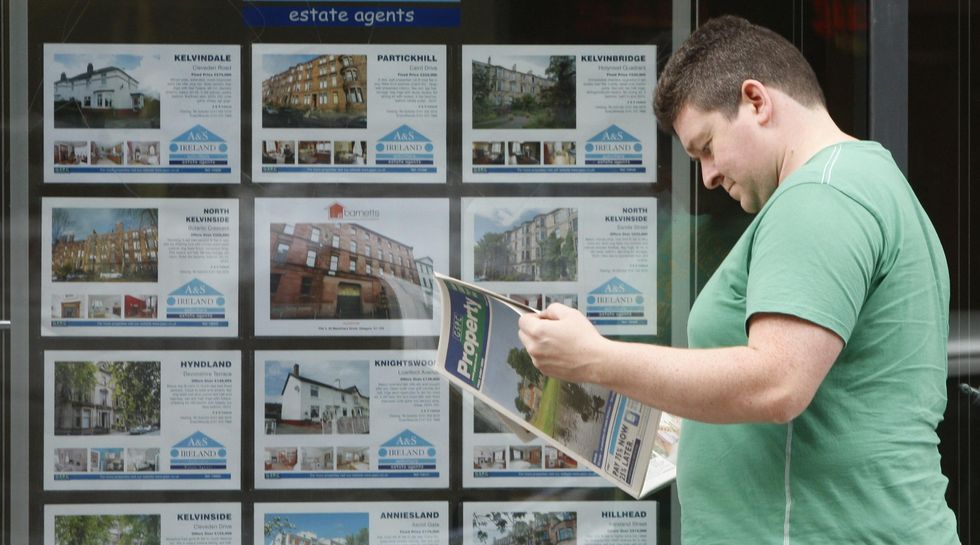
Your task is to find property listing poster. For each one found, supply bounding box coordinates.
[462,45,656,183]
[255,502,448,545]
[44,44,241,183]
[41,197,239,337]
[464,501,657,545]
[255,350,449,488]
[45,503,240,545]
[462,392,609,489]
[461,197,657,336]
[43,351,241,491]
[252,44,447,183]
[254,198,449,336]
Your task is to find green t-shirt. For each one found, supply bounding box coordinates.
[679,141,959,544]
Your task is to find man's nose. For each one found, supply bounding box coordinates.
[699,160,724,189]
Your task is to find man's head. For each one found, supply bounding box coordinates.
[654,15,825,132]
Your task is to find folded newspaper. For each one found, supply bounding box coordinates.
[433,273,680,499]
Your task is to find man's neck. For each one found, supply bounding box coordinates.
[776,102,856,183]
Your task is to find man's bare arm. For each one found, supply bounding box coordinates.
[517,304,842,424]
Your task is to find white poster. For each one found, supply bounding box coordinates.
[463,45,656,183]
[462,393,609,489]
[42,197,239,337]
[44,351,241,490]
[44,44,241,183]
[256,502,448,545]
[255,350,449,489]
[252,44,447,183]
[254,197,449,336]
[45,503,240,545]
[464,501,657,545]
[461,197,657,336]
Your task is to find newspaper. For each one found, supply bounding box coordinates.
[434,273,680,498]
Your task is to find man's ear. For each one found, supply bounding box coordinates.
[741,79,772,125]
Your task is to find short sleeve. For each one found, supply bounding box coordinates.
[746,183,882,343]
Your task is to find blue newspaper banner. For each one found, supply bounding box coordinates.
[242,6,460,27]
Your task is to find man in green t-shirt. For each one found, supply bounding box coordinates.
[517,15,960,544]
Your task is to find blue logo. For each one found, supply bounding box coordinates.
[169,125,229,165]
[585,125,643,164]
[166,279,226,319]
[585,277,648,326]
[375,125,435,165]
[170,431,227,470]
[378,429,437,470]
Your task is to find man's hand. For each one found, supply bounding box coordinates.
[517,303,611,384]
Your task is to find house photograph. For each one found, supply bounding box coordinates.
[53,141,89,165]
[264,512,369,545]
[269,219,434,321]
[471,55,576,129]
[52,53,161,129]
[53,360,161,436]
[473,206,578,282]
[264,360,369,435]
[50,207,159,283]
[261,53,368,129]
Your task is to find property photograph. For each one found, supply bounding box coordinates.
[90,448,124,472]
[545,293,579,309]
[472,141,505,165]
[51,294,84,319]
[333,140,367,164]
[53,141,89,165]
[336,447,370,471]
[54,514,161,545]
[473,397,520,434]
[261,53,368,129]
[87,294,121,319]
[52,53,162,129]
[544,141,576,165]
[473,446,506,470]
[264,512,369,545]
[262,140,296,165]
[50,207,159,283]
[473,206,578,282]
[264,360,370,435]
[507,141,541,165]
[123,294,158,319]
[127,141,160,165]
[543,446,579,469]
[264,447,298,471]
[126,448,159,472]
[472,55,576,129]
[300,447,334,471]
[509,445,542,469]
[508,293,543,310]
[480,313,609,463]
[90,141,124,165]
[298,140,331,164]
[472,511,576,545]
[53,360,161,436]
[269,220,433,320]
[54,448,88,473]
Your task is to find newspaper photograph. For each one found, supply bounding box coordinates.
[254,197,448,336]
[256,502,448,545]
[42,198,239,337]
[46,503,240,545]
[461,196,657,336]
[43,350,241,490]
[464,501,657,545]
[252,44,447,183]
[463,392,611,489]
[255,350,449,488]
[462,45,656,183]
[434,274,679,498]
[44,44,241,183]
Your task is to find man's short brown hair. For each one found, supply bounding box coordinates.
[654,15,826,133]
